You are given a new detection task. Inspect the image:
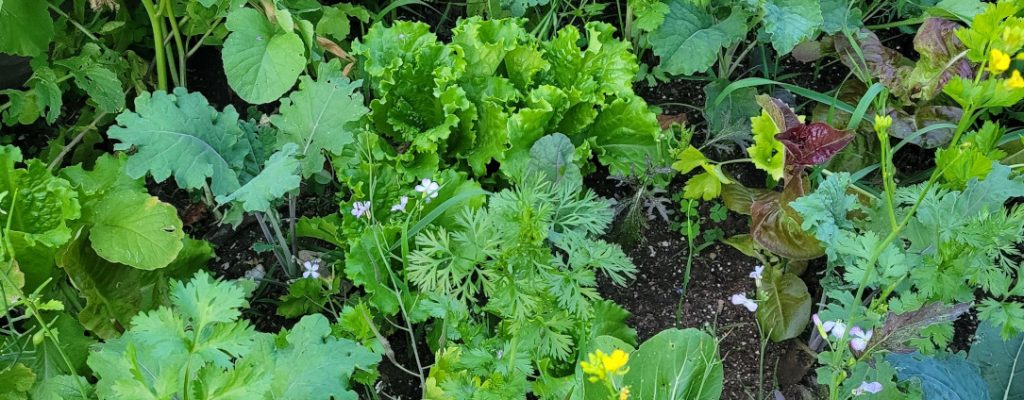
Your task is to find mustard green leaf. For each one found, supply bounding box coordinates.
[747,110,785,180]
[271,74,366,177]
[650,1,748,75]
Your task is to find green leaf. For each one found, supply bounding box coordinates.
[748,110,785,180]
[526,133,582,190]
[820,0,863,34]
[451,17,527,78]
[55,44,126,114]
[0,0,54,57]
[271,75,366,177]
[588,95,660,176]
[216,144,300,212]
[85,191,184,271]
[260,314,380,399]
[30,375,92,400]
[622,328,723,400]
[1,66,63,125]
[108,89,248,197]
[968,322,1024,400]
[887,353,990,399]
[171,270,247,327]
[0,363,35,400]
[222,7,306,104]
[683,167,730,200]
[756,265,811,341]
[650,1,748,75]
[56,235,146,339]
[761,0,823,55]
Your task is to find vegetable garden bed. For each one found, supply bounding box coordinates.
[2,0,1024,399]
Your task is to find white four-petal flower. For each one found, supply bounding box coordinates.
[302,259,321,279]
[749,265,764,280]
[849,326,873,352]
[351,201,371,218]
[729,293,758,312]
[852,381,883,396]
[391,196,409,213]
[415,179,440,203]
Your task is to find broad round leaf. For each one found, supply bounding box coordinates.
[622,328,723,400]
[222,8,305,104]
[87,192,184,271]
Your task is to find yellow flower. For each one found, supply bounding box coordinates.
[990,49,1012,74]
[619,386,631,400]
[603,349,629,373]
[580,349,631,382]
[873,114,893,133]
[1007,70,1024,89]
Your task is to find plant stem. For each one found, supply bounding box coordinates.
[139,0,168,90]
[255,213,289,273]
[865,17,925,30]
[266,209,295,275]
[46,2,99,42]
[289,193,298,260]
[163,0,188,87]
[47,112,107,172]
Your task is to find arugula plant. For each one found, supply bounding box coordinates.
[351,17,666,180]
[85,271,379,399]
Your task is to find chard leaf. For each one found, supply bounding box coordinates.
[761,0,823,55]
[756,265,812,341]
[775,123,854,166]
[222,7,306,104]
[650,1,748,75]
[108,89,248,197]
[271,72,366,177]
[0,0,53,57]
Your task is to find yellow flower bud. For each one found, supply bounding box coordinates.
[1007,70,1024,89]
[990,49,1012,74]
[874,114,893,133]
[619,386,631,400]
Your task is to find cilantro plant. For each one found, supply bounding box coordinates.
[87,271,379,399]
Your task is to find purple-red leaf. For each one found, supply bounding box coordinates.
[868,302,971,354]
[750,192,824,260]
[775,123,855,166]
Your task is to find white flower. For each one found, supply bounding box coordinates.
[852,381,883,396]
[849,327,873,352]
[391,196,408,213]
[730,293,758,312]
[244,264,265,281]
[812,314,847,339]
[414,179,440,203]
[749,265,764,280]
[302,259,321,279]
[351,201,371,218]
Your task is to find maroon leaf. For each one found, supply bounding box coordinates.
[750,191,824,260]
[756,95,801,132]
[834,29,912,97]
[868,302,971,354]
[775,123,855,166]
